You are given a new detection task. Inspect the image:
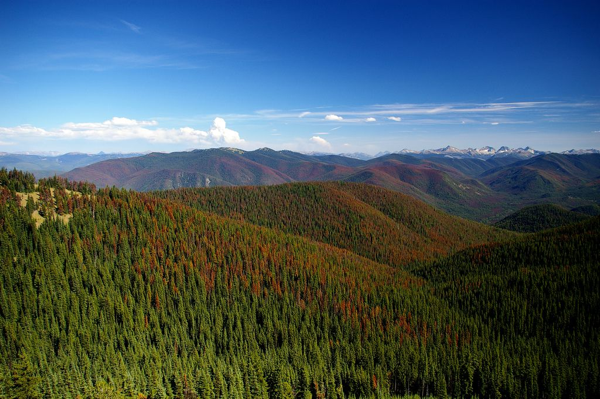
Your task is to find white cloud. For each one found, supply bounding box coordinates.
[121,20,142,34]
[490,122,500,125]
[365,117,376,122]
[310,136,331,149]
[299,111,311,118]
[0,125,49,136]
[325,114,343,121]
[208,117,244,144]
[0,117,244,145]
[106,116,157,126]
[388,116,402,122]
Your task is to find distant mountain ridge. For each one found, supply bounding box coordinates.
[374,146,599,159]
[2,146,597,172]
[3,146,597,223]
[0,151,145,177]
[63,147,600,222]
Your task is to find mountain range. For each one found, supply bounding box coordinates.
[364,146,597,159]
[0,151,145,178]
[61,147,600,222]
[3,146,599,176]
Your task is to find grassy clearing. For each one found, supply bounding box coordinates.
[17,189,75,227]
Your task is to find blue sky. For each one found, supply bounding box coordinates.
[0,0,599,155]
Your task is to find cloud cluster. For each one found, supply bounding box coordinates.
[388,116,402,122]
[0,117,244,145]
[310,136,331,149]
[207,117,244,144]
[325,114,343,121]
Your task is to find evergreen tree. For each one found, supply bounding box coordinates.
[6,351,42,399]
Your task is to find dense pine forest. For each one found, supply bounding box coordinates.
[151,183,514,267]
[493,204,592,233]
[1,168,599,398]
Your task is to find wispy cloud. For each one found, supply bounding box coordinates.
[121,20,141,34]
[11,50,203,71]
[0,117,244,145]
[249,101,598,126]
[9,17,247,72]
[299,111,311,118]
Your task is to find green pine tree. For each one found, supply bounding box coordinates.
[7,351,42,399]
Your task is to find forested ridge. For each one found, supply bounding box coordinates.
[152,182,513,267]
[493,204,591,232]
[1,169,599,398]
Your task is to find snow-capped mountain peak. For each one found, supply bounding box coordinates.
[383,146,552,159]
[561,149,600,155]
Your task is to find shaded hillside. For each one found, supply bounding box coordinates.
[242,149,356,181]
[480,153,600,196]
[494,203,591,232]
[313,154,366,167]
[153,182,513,267]
[418,154,524,176]
[573,204,600,216]
[344,158,506,220]
[409,218,600,397]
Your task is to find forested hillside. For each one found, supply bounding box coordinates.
[152,182,512,267]
[494,204,591,232]
[409,218,600,398]
[1,170,599,398]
